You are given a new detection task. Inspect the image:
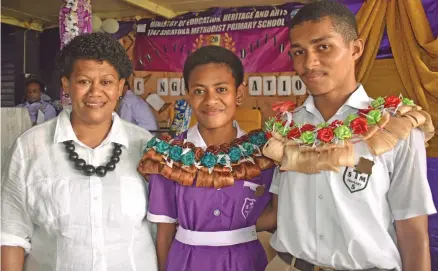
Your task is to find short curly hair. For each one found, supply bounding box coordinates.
[56,32,132,79]
[183,45,244,90]
[289,0,358,42]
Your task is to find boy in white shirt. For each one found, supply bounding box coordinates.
[265,1,436,271]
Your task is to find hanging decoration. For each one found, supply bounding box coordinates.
[59,0,92,48]
[59,0,92,107]
[90,14,120,34]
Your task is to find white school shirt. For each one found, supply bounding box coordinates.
[186,120,246,150]
[1,109,158,271]
[270,85,436,270]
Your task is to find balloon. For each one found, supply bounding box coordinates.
[101,18,119,34]
[91,14,102,33]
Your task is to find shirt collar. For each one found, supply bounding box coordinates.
[342,84,372,110]
[53,109,130,149]
[186,120,246,150]
[301,84,371,115]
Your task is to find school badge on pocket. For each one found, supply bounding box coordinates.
[343,157,374,193]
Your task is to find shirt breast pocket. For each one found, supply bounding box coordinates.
[240,180,265,220]
[242,174,266,198]
[340,145,390,198]
[120,176,147,220]
[28,178,71,226]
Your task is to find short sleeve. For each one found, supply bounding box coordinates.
[147,174,178,223]
[388,129,436,220]
[1,139,33,252]
[269,168,282,195]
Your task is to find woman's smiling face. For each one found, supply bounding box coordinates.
[61,59,125,126]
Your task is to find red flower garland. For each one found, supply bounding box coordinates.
[350,117,368,135]
[317,127,335,143]
[384,96,402,108]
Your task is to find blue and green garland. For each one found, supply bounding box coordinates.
[143,130,269,171]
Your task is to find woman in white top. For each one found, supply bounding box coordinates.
[1,32,158,271]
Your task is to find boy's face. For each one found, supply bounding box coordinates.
[289,16,363,96]
[186,63,243,130]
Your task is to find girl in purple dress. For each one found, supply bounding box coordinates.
[139,46,277,271]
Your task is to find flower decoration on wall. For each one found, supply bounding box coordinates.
[59,0,92,48]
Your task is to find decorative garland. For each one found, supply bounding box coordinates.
[138,94,435,182]
[262,95,435,174]
[265,95,419,147]
[138,130,275,188]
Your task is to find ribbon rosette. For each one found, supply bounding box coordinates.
[402,97,414,106]
[317,127,335,143]
[300,131,316,144]
[146,137,158,149]
[350,117,368,135]
[201,152,216,168]
[155,141,170,154]
[384,96,401,108]
[181,150,195,166]
[228,146,242,163]
[334,125,352,140]
[371,97,385,108]
[169,145,183,161]
[344,113,359,126]
[366,110,382,125]
[242,142,255,156]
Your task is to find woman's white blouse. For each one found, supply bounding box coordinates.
[1,109,158,271]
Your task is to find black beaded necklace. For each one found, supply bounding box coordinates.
[63,140,122,177]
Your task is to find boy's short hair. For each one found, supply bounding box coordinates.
[183,46,244,90]
[289,0,358,42]
[124,81,130,89]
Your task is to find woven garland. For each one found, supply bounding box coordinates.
[138,130,275,188]
[262,95,435,174]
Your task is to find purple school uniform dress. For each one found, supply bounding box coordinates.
[147,122,274,271]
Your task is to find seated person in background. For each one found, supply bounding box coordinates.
[118,81,158,132]
[17,79,57,124]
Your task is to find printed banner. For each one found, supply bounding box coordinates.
[134,4,303,73]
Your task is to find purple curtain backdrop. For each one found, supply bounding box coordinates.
[427,158,438,270]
